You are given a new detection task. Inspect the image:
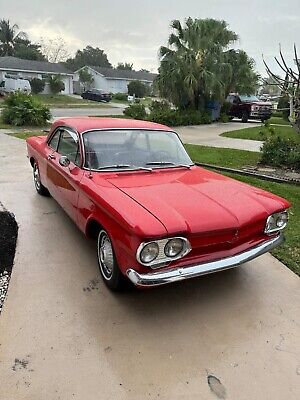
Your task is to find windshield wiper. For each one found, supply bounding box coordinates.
[146,161,175,166]
[97,164,153,172]
[145,161,192,169]
[97,164,132,170]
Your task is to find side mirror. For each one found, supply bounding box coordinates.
[59,156,70,167]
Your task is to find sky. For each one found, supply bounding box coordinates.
[1,0,299,76]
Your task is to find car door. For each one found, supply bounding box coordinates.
[53,129,85,223]
[44,128,62,200]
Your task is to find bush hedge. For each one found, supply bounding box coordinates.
[123,100,212,126]
[1,92,51,126]
[30,78,45,94]
[261,135,300,171]
[123,103,147,120]
[113,93,128,101]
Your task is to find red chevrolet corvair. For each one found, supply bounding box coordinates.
[26,117,290,290]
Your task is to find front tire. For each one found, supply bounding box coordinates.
[241,111,249,123]
[97,230,126,290]
[33,161,49,196]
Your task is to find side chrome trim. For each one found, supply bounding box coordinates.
[126,234,284,287]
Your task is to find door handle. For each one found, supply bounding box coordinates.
[47,154,56,160]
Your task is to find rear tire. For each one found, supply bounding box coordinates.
[33,161,49,196]
[97,229,127,290]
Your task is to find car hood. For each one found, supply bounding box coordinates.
[106,167,289,236]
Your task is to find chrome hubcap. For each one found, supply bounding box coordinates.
[98,232,114,279]
[33,164,41,190]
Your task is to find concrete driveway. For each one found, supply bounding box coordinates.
[176,120,262,152]
[0,132,299,400]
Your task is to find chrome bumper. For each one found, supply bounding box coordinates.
[126,234,284,287]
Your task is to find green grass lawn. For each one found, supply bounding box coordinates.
[269,116,291,126]
[221,124,300,142]
[32,94,111,108]
[184,144,260,168]
[8,131,46,140]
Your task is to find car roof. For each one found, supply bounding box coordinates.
[50,117,173,134]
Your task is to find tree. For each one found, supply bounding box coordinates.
[65,46,112,71]
[40,37,70,63]
[157,18,258,110]
[222,49,259,96]
[260,75,282,97]
[14,38,46,61]
[30,78,45,94]
[48,75,65,94]
[0,19,26,56]
[127,80,149,98]
[263,45,300,133]
[79,67,94,90]
[117,62,133,70]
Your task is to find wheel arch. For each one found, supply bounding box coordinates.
[85,217,104,240]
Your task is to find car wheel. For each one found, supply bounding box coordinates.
[97,229,127,290]
[33,161,49,196]
[241,111,249,123]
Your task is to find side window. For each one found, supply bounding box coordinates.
[48,130,60,151]
[57,130,80,165]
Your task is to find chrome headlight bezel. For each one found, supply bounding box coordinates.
[264,211,288,235]
[136,237,192,269]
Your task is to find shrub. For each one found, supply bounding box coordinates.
[148,101,212,126]
[261,135,300,171]
[220,101,232,115]
[1,91,51,126]
[123,103,147,120]
[127,80,149,98]
[48,75,65,94]
[113,93,128,101]
[30,78,45,94]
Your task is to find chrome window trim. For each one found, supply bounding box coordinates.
[136,237,192,269]
[80,128,194,172]
[47,126,83,168]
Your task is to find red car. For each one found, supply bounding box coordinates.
[26,118,290,290]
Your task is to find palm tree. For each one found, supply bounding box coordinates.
[0,19,27,56]
[157,18,238,110]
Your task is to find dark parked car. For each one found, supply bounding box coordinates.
[226,94,272,123]
[81,89,112,103]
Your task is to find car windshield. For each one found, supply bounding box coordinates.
[83,129,193,171]
[239,95,259,102]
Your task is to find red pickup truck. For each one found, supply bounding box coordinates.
[227,94,272,123]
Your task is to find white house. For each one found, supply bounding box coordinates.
[73,66,157,94]
[0,56,74,94]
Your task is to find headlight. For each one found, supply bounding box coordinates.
[164,238,184,257]
[137,237,192,268]
[139,242,159,263]
[265,211,288,234]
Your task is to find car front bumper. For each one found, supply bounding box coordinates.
[126,234,284,287]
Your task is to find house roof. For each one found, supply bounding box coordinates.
[50,117,171,134]
[0,57,72,75]
[85,66,157,82]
